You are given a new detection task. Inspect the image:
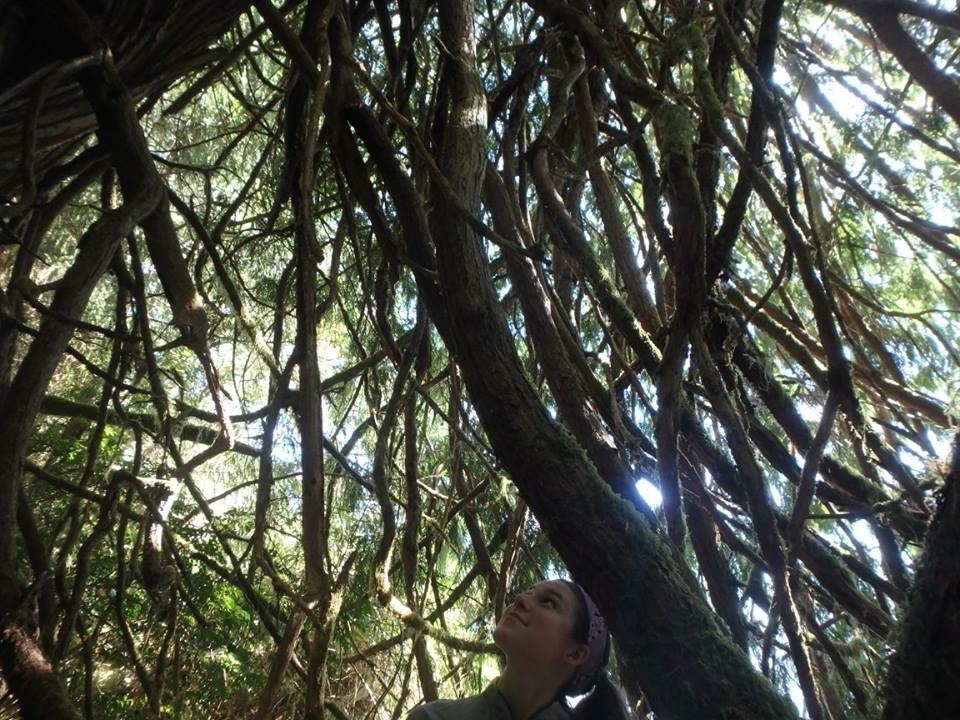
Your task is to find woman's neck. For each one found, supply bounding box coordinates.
[496,665,561,720]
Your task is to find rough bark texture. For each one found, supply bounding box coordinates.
[882,438,960,719]
[0,622,82,720]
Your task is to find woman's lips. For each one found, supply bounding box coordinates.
[505,609,528,626]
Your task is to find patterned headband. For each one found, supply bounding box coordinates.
[566,583,609,695]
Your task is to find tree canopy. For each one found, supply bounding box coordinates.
[1,0,959,718]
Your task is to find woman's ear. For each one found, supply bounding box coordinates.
[565,643,590,668]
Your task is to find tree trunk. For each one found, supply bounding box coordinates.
[422,2,798,718]
[882,437,960,719]
[0,621,81,720]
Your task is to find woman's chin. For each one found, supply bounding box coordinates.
[491,621,519,649]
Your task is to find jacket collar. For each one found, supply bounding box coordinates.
[482,683,570,720]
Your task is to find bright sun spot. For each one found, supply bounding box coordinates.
[635,478,663,508]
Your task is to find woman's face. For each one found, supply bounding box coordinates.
[493,580,588,678]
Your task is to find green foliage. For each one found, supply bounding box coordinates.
[4,0,960,718]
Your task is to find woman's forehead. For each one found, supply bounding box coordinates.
[527,579,578,605]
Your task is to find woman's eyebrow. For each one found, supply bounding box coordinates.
[541,587,565,606]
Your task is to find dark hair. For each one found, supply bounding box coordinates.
[568,674,632,720]
[559,580,632,720]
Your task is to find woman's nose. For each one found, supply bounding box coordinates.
[513,592,530,610]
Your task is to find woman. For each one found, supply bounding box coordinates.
[407,579,631,719]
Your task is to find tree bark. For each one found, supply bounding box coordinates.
[882,437,960,719]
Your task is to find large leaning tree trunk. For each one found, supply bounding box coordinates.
[336,1,798,717]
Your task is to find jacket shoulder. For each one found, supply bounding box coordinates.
[406,693,499,720]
